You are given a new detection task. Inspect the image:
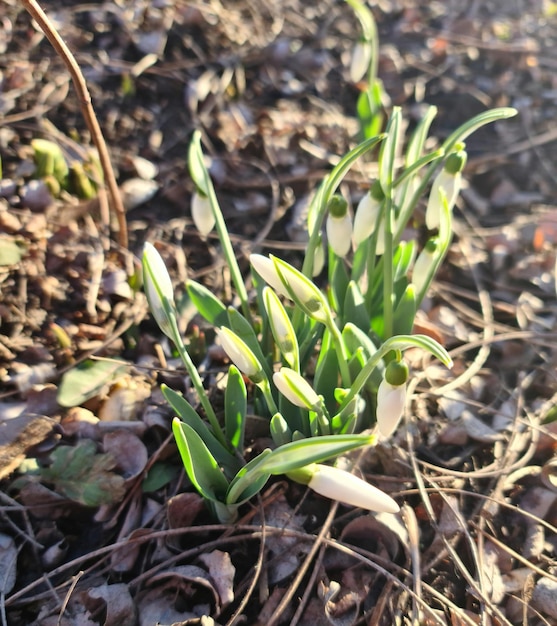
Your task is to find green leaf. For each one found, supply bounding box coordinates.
[39,440,125,506]
[313,329,340,411]
[257,434,375,475]
[343,281,370,331]
[226,308,272,379]
[329,257,350,317]
[186,279,228,326]
[379,107,402,194]
[226,449,274,505]
[172,419,230,502]
[225,365,247,451]
[162,385,239,476]
[393,284,417,336]
[142,462,178,492]
[57,359,126,407]
[393,240,416,283]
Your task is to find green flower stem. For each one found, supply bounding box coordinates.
[258,378,279,416]
[382,193,394,339]
[162,298,228,448]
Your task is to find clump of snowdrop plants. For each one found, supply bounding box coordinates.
[142,5,517,522]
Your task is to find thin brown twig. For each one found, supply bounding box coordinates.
[21,0,128,250]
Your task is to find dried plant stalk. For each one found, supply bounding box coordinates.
[21,0,128,250]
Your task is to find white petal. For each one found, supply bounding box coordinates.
[309,465,399,513]
[376,379,406,438]
[353,193,381,248]
[191,192,215,235]
[273,368,320,409]
[250,254,289,296]
[217,328,260,377]
[327,212,352,258]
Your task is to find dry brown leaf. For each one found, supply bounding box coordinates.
[198,550,235,606]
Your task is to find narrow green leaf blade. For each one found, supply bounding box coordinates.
[172,419,230,502]
[224,365,247,451]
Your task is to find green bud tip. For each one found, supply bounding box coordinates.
[424,237,440,253]
[327,194,348,218]
[385,359,409,386]
[445,150,467,175]
[370,179,386,201]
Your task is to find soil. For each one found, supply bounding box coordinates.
[1,1,556,625]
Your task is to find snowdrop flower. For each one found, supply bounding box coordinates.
[312,235,326,277]
[142,242,176,339]
[217,327,262,381]
[425,149,467,230]
[250,254,289,297]
[263,287,299,371]
[352,180,385,250]
[191,191,215,235]
[376,359,409,438]
[292,464,400,513]
[273,367,320,410]
[326,194,352,258]
[252,254,332,326]
[412,237,439,295]
[349,40,372,84]
[272,257,332,325]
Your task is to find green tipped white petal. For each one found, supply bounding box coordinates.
[142,242,176,338]
[273,367,320,410]
[326,211,353,258]
[272,256,331,325]
[308,464,400,513]
[217,327,261,378]
[250,254,289,297]
[263,287,299,371]
[191,191,215,235]
[425,169,461,230]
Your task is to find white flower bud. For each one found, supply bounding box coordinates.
[376,359,409,438]
[349,40,372,84]
[191,191,215,235]
[327,212,353,258]
[412,238,438,295]
[273,257,331,325]
[263,287,299,370]
[425,150,466,230]
[376,378,406,438]
[273,368,320,410]
[326,195,352,258]
[217,327,262,379]
[142,242,176,338]
[250,254,289,297]
[308,464,400,513]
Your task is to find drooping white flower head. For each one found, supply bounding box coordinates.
[191,191,215,236]
[353,180,385,250]
[326,194,352,258]
[425,150,466,230]
[349,40,372,84]
[216,327,262,380]
[273,367,320,410]
[306,464,400,513]
[142,242,176,339]
[412,237,439,295]
[376,359,409,438]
